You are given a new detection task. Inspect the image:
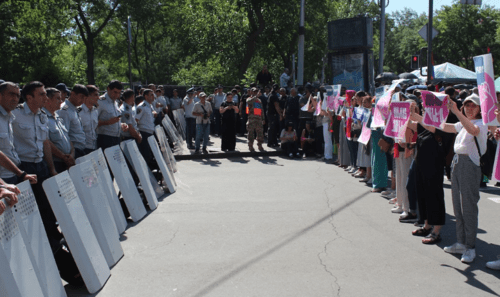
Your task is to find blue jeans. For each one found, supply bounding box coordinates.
[195,123,210,151]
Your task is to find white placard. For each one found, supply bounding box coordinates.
[42,172,110,294]
[13,181,66,297]
[69,161,124,268]
[76,149,127,235]
[155,125,178,175]
[104,145,147,222]
[148,135,176,193]
[121,140,159,210]
[0,206,44,297]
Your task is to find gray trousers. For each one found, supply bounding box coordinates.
[451,154,481,249]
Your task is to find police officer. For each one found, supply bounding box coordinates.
[0,82,37,185]
[97,80,125,150]
[57,84,87,158]
[135,89,156,166]
[79,85,99,155]
[43,88,74,173]
[12,82,60,246]
[55,82,71,101]
[120,88,142,143]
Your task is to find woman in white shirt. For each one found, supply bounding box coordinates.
[440,94,487,263]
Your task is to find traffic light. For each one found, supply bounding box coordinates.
[410,55,420,70]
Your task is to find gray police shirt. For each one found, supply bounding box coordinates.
[97,93,122,138]
[79,104,98,150]
[56,99,86,150]
[12,102,48,163]
[135,101,155,134]
[0,105,21,178]
[120,102,139,138]
[44,108,72,161]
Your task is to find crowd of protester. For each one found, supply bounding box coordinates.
[201,75,500,270]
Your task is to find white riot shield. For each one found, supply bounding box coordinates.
[120,140,158,210]
[0,206,44,297]
[13,181,66,297]
[172,109,186,140]
[69,161,124,268]
[148,135,176,193]
[155,125,178,174]
[104,145,147,222]
[76,149,127,235]
[42,172,110,294]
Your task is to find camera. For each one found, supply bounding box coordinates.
[226,102,234,107]
[203,111,208,120]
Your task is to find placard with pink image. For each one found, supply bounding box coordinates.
[421,91,449,129]
[383,101,411,140]
[358,122,372,145]
[473,53,497,124]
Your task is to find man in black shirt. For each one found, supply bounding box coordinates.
[256,65,273,87]
[284,87,300,131]
[267,84,283,147]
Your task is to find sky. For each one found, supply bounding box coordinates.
[385,0,499,15]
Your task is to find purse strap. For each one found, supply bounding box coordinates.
[474,136,483,157]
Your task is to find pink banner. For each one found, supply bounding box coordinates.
[493,144,500,181]
[358,122,371,145]
[421,91,449,129]
[327,85,341,110]
[474,53,497,124]
[383,102,411,140]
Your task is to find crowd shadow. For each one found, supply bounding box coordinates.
[192,158,221,167]
[251,156,283,166]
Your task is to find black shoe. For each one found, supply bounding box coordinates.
[496,182,500,187]
[194,150,201,155]
[202,149,209,154]
[480,181,488,188]
[399,212,418,223]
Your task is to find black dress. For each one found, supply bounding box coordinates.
[220,102,237,151]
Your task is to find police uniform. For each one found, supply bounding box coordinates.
[97,93,122,150]
[120,102,138,141]
[79,104,98,155]
[12,102,61,252]
[57,99,86,158]
[0,105,21,183]
[44,108,72,173]
[135,101,155,165]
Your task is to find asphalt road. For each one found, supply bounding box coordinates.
[67,156,500,297]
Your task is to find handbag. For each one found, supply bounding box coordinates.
[474,136,496,180]
[378,138,391,153]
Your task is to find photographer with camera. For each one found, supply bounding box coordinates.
[220,92,239,151]
[192,92,213,154]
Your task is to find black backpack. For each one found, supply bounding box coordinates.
[474,136,496,180]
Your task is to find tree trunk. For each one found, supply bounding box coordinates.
[238,3,265,81]
[86,37,95,85]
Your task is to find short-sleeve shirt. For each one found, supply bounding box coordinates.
[120,102,138,138]
[280,129,296,143]
[280,73,290,88]
[44,108,72,161]
[0,106,20,178]
[454,119,488,166]
[135,101,155,134]
[79,104,98,150]
[183,96,199,118]
[154,96,167,113]
[12,103,49,163]
[192,101,212,124]
[169,97,183,110]
[97,93,122,137]
[213,94,226,109]
[57,99,86,150]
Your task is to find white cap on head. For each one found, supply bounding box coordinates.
[463,94,480,106]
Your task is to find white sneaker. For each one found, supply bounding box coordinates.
[391,207,403,214]
[444,242,466,254]
[461,248,476,263]
[348,167,357,174]
[486,259,500,270]
[383,191,396,199]
[344,166,352,171]
[399,211,408,218]
[381,189,393,196]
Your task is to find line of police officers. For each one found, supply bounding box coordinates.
[0,80,165,286]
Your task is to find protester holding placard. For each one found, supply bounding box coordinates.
[338,100,350,168]
[410,98,451,245]
[321,91,334,163]
[356,95,373,180]
[430,94,487,263]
